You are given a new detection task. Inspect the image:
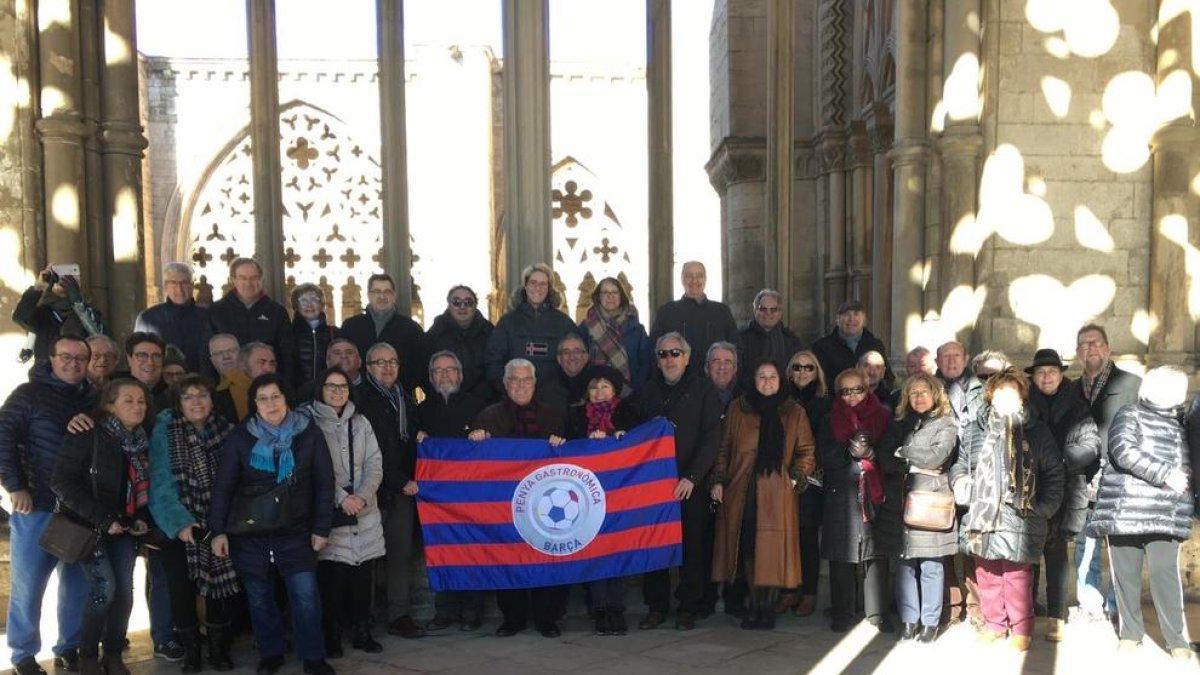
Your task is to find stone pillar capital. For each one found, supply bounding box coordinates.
[99,121,149,157]
[705,137,766,194]
[848,130,873,168]
[817,129,848,173]
[888,139,929,167]
[939,124,983,158]
[35,113,88,142]
[868,122,893,154]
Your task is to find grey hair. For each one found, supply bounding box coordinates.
[857,350,886,365]
[504,358,536,384]
[162,261,194,281]
[238,341,273,368]
[971,349,1010,371]
[906,346,930,359]
[655,331,691,354]
[428,350,463,373]
[705,341,738,368]
[86,334,119,352]
[752,288,782,309]
[366,342,398,362]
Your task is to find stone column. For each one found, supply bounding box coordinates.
[36,0,88,270]
[821,130,848,316]
[502,0,551,295]
[1147,5,1200,365]
[647,0,673,315]
[79,0,108,314]
[869,120,893,341]
[848,125,872,308]
[246,0,284,299]
[377,0,413,312]
[888,0,929,355]
[100,0,149,340]
[938,0,982,347]
[765,0,793,321]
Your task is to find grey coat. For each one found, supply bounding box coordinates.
[1087,401,1193,540]
[951,411,1065,564]
[308,401,386,566]
[895,413,959,559]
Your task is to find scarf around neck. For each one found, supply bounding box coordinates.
[585,398,618,435]
[245,409,307,483]
[829,391,889,513]
[745,388,787,477]
[969,408,1036,533]
[367,371,410,440]
[584,304,633,387]
[367,304,397,337]
[504,396,542,437]
[102,415,150,515]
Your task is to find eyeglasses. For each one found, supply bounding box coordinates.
[558,348,587,357]
[368,358,400,368]
[448,297,476,308]
[297,295,322,307]
[1077,339,1105,349]
[180,392,211,402]
[431,367,460,376]
[791,363,815,372]
[506,376,535,386]
[254,393,284,404]
[53,353,89,364]
[908,389,932,399]
[656,348,685,360]
[756,306,782,314]
[90,352,117,362]
[211,348,238,359]
[322,383,351,393]
[132,351,164,363]
[837,385,866,396]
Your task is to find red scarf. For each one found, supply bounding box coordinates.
[584,399,619,435]
[830,392,890,515]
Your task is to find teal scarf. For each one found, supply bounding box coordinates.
[246,410,307,484]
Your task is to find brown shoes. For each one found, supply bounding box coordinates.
[793,595,817,617]
[386,616,426,639]
[772,594,797,614]
[977,628,1006,644]
[675,610,696,631]
[1009,635,1031,652]
[638,610,666,630]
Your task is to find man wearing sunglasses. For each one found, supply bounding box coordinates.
[738,289,801,390]
[422,285,496,403]
[649,261,741,379]
[339,273,424,395]
[635,332,722,632]
[811,300,893,393]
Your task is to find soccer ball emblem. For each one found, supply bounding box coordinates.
[536,486,581,531]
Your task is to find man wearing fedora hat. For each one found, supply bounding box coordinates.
[811,300,893,389]
[1025,348,1101,641]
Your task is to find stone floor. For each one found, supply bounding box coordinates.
[7,603,1200,675]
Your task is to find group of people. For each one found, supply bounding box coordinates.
[1,256,1196,675]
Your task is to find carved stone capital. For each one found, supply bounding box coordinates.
[869,122,894,154]
[888,138,929,168]
[35,113,88,142]
[706,137,766,194]
[100,120,149,156]
[817,129,848,173]
[848,130,873,168]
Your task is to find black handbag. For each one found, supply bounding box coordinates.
[39,433,101,563]
[226,481,292,536]
[331,418,358,529]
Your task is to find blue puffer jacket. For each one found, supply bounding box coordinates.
[1088,401,1193,540]
[0,362,95,511]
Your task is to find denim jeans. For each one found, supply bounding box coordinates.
[79,535,138,658]
[896,558,945,627]
[242,571,324,661]
[147,547,174,645]
[1074,519,1115,615]
[6,511,89,665]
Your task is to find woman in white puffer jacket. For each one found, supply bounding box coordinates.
[307,367,386,658]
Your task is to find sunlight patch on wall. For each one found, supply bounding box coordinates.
[942,53,983,123]
[1158,214,1200,319]
[50,184,79,230]
[949,213,990,257]
[1101,70,1195,173]
[1025,0,1120,59]
[1074,205,1115,252]
[1157,0,1200,75]
[915,285,989,348]
[1131,309,1159,346]
[1009,273,1116,353]
[1192,170,1200,196]
[0,57,15,142]
[112,187,139,262]
[1040,76,1072,118]
[976,144,1054,246]
[103,19,131,67]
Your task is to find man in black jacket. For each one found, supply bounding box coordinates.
[422,285,495,403]
[134,262,211,372]
[355,342,424,640]
[738,289,801,389]
[649,261,741,379]
[635,332,722,631]
[0,335,93,674]
[339,274,423,395]
[1070,323,1140,623]
[811,300,893,388]
[207,258,296,387]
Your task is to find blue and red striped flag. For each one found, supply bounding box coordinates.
[415,416,683,591]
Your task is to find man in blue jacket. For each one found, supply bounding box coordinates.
[134,262,212,372]
[0,335,94,674]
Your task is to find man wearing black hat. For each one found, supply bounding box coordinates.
[1025,348,1101,641]
[811,300,893,387]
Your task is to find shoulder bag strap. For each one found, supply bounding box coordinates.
[346,417,355,491]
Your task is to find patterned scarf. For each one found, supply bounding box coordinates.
[968,408,1037,533]
[1080,360,1114,404]
[367,372,410,441]
[164,410,239,598]
[746,387,787,477]
[585,399,618,435]
[584,304,633,386]
[103,416,150,515]
[245,410,306,483]
[504,397,542,437]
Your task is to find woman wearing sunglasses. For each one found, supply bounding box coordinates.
[423,285,496,402]
[772,350,830,617]
[817,368,903,633]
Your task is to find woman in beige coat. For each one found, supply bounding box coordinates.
[307,367,385,657]
[710,360,817,629]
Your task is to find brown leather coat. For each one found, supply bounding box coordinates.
[711,397,816,587]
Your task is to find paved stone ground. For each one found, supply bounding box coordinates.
[8,602,1200,675]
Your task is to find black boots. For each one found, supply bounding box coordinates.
[206,623,234,672]
[351,622,383,653]
[324,622,344,659]
[177,627,203,674]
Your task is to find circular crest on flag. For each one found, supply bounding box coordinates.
[511,463,606,557]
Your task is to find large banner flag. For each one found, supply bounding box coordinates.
[415,417,683,591]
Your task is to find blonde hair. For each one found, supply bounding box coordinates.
[895,373,951,419]
[787,350,827,397]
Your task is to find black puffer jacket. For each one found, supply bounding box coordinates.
[1088,401,1193,540]
[896,412,959,559]
[0,363,95,511]
[1028,385,1101,535]
[291,312,336,386]
[484,289,576,390]
[424,311,495,402]
[135,299,212,373]
[951,410,1065,564]
[51,426,147,532]
[209,291,297,385]
[338,309,424,394]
